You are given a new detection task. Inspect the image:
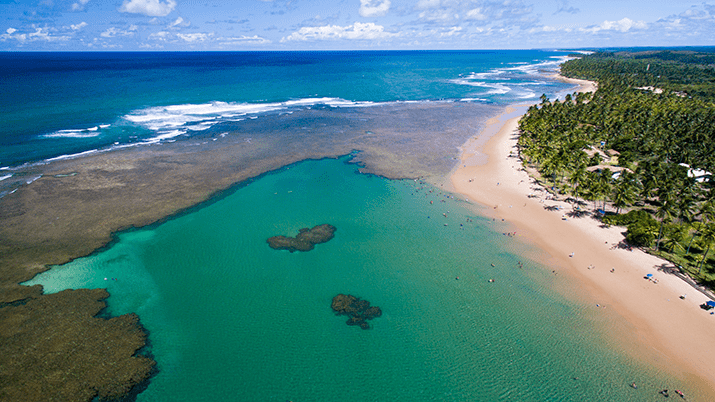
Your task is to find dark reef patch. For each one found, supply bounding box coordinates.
[267,224,336,252]
[0,102,498,400]
[331,294,382,330]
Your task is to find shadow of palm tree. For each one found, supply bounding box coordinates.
[566,210,589,218]
[655,263,681,275]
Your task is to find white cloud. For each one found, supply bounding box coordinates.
[177,32,214,42]
[416,0,440,10]
[439,26,462,37]
[218,35,272,45]
[70,22,88,30]
[581,17,647,34]
[554,0,579,15]
[530,25,571,34]
[655,4,715,34]
[464,8,486,21]
[413,0,533,26]
[0,27,26,42]
[100,26,137,38]
[359,0,390,17]
[71,0,90,11]
[149,30,171,41]
[0,27,72,43]
[419,9,455,23]
[170,16,190,28]
[281,22,396,42]
[28,27,70,42]
[119,0,176,17]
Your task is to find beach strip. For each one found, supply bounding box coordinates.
[450,80,715,398]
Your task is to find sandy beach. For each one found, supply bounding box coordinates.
[451,80,715,398]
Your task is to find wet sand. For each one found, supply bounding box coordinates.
[451,85,715,399]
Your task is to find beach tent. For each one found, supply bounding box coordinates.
[707,301,715,307]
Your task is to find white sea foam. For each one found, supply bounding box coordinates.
[26,175,41,185]
[451,79,511,94]
[43,126,103,139]
[516,91,537,99]
[46,149,100,163]
[0,174,12,181]
[450,55,575,97]
[145,130,187,143]
[122,98,378,144]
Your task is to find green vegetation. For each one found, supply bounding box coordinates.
[518,49,715,288]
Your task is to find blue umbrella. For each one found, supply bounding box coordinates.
[646,273,653,278]
[706,301,715,307]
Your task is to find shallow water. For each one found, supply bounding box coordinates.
[26,157,676,401]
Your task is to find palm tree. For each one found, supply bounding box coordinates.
[697,222,715,274]
[655,197,674,251]
[596,168,613,211]
[686,221,701,255]
[663,224,687,253]
[581,172,599,211]
[612,171,637,214]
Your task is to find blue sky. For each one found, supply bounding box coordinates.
[0,0,714,50]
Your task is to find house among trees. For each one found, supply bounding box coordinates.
[678,163,711,183]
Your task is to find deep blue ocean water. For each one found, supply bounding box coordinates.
[12,51,696,400]
[0,51,571,170]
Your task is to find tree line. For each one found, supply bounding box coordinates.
[518,50,715,286]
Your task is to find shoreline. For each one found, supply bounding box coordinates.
[450,79,715,399]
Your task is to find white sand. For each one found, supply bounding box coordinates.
[450,79,715,398]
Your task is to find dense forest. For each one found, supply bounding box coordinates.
[518,49,715,287]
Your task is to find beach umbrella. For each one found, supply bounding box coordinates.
[646,273,653,278]
[706,301,715,307]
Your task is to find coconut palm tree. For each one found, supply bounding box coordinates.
[697,222,715,274]
[655,197,674,251]
[612,171,638,214]
[663,224,687,253]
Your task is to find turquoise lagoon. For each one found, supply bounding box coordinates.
[26,156,677,401]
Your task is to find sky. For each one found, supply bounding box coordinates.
[0,0,714,51]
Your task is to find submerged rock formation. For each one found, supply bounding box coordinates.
[331,294,382,329]
[267,224,336,252]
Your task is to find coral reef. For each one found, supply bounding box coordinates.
[331,294,382,329]
[267,224,336,252]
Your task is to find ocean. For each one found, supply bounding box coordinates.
[10,51,684,400]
